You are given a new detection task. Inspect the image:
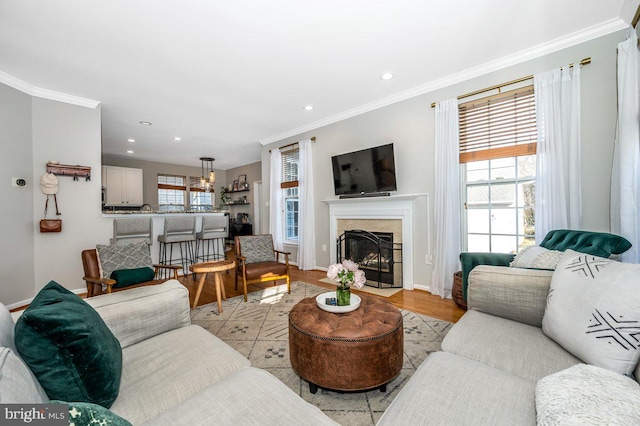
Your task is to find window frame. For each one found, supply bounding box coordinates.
[280,147,300,244]
[459,85,537,254]
[157,174,187,211]
[462,157,536,253]
[188,176,213,212]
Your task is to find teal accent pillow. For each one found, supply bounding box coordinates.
[111,267,155,288]
[15,281,122,408]
[540,229,632,257]
[50,401,132,426]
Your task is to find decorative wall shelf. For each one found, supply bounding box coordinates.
[46,163,91,181]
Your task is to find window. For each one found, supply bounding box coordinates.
[281,148,299,242]
[188,177,213,211]
[157,174,186,211]
[460,86,537,254]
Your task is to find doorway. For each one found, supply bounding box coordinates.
[253,181,262,234]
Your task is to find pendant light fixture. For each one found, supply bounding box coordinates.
[199,157,216,192]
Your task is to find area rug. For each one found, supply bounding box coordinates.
[318,277,403,298]
[190,281,452,425]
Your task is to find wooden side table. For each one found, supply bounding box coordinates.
[189,259,235,312]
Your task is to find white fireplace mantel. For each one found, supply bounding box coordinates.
[323,193,427,290]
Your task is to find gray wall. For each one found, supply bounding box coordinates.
[31,97,105,295]
[224,161,261,223]
[0,84,34,304]
[261,30,626,289]
[0,86,105,307]
[102,155,228,209]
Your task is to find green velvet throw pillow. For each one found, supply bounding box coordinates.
[15,281,122,408]
[110,267,155,288]
[50,401,132,426]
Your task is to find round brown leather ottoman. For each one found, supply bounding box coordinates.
[289,293,403,393]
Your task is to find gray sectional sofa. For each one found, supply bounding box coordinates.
[379,264,640,425]
[5,263,638,425]
[1,280,337,425]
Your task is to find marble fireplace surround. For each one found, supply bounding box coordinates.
[324,194,425,290]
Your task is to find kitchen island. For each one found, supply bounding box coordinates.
[101,211,230,269]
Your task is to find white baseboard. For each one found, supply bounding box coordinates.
[412,283,431,292]
[7,287,86,311]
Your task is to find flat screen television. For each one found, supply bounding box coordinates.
[331,143,397,197]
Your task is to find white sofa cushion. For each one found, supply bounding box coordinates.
[443,310,581,382]
[0,347,48,403]
[110,325,250,424]
[143,367,338,426]
[542,250,640,375]
[536,364,640,425]
[86,280,190,349]
[378,352,536,426]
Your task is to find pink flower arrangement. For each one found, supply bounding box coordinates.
[327,260,366,289]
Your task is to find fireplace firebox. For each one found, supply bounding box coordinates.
[337,229,403,288]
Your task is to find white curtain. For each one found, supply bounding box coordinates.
[430,98,461,299]
[297,139,316,269]
[269,149,284,252]
[611,27,640,263]
[533,65,582,242]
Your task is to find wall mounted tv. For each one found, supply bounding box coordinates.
[331,143,397,198]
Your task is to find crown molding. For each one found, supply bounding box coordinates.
[0,71,100,109]
[259,17,627,146]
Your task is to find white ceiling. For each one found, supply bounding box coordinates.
[0,0,637,169]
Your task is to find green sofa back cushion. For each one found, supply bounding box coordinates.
[15,281,122,408]
[111,267,155,288]
[540,229,632,258]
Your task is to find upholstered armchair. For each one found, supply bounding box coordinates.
[459,229,632,303]
[81,247,180,297]
[234,234,291,302]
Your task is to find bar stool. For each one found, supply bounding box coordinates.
[110,218,153,245]
[196,216,228,262]
[158,217,196,276]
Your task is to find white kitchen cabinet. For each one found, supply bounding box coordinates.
[103,166,143,206]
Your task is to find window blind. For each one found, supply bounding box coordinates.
[458,86,537,163]
[157,174,186,190]
[280,148,299,189]
[188,176,205,192]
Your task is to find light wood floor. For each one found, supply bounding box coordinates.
[11,261,465,322]
[181,265,465,323]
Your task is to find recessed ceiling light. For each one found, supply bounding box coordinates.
[303,105,314,111]
[127,150,134,154]
[380,73,394,80]
[139,121,152,126]
[127,138,135,143]
[173,137,182,141]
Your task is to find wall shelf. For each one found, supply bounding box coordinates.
[223,202,251,206]
[46,163,91,181]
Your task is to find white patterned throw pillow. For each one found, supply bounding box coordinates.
[96,242,153,279]
[238,235,276,264]
[536,364,640,426]
[510,245,564,270]
[542,250,640,375]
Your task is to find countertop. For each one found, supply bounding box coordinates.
[101,210,229,215]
